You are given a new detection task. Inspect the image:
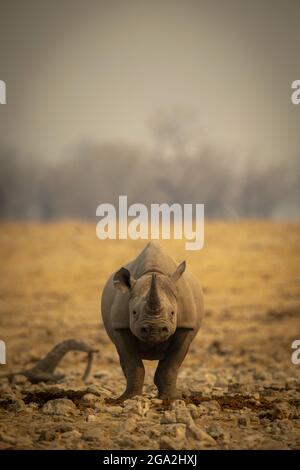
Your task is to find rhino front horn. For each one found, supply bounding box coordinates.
[147,273,161,312]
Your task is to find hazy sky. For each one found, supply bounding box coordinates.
[0,0,299,161]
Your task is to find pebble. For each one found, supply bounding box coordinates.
[160,435,186,450]
[38,429,56,442]
[201,400,221,414]
[161,411,176,424]
[8,399,25,412]
[206,424,226,439]
[186,424,217,446]
[123,397,151,417]
[160,424,187,450]
[273,402,295,419]
[82,427,105,442]
[0,432,17,445]
[61,430,81,440]
[41,398,76,416]
[170,399,187,411]
[87,414,97,422]
[151,398,163,406]
[118,416,139,433]
[81,393,99,407]
[238,416,250,427]
[107,405,123,415]
[56,424,74,433]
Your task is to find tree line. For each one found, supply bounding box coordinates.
[0,142,299,220]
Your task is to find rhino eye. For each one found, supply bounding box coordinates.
[171,311,174,316]
[132,310,137,315]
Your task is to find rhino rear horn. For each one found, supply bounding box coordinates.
[147,273,161,312]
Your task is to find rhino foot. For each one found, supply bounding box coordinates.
[105,391,141,404]
[158,390,182,402]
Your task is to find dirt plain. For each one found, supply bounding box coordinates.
[0,221,300,450]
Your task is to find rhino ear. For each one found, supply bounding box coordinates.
[113,267,136,293]
[171,261,186,282]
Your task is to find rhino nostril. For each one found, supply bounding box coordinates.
[140,326,150,337]
[161,326,169,335]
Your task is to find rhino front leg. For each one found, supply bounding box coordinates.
[154,329,195,400]
[112,329,145,402]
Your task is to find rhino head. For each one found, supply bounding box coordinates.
[113,261,186,343]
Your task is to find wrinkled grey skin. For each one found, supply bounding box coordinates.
[101,241,204,401]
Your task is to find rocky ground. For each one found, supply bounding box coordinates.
[0,222,300,449]
[0,367,300,450]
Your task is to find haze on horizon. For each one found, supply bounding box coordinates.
[0,0,299,164]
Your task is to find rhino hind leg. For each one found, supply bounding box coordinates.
[154,329,195,400]
[110,330,145,402]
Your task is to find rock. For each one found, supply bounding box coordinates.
[285,378,299,390]
[147,425,161,439]
[56,424,74,433]
[160,435,185,450]
[211,387,225,397]
[206,424,226,439]
[28,402,39,411]
[107,405,123,415]
[87,414,97,422]
[161,411,176,424]
[41,398,76,416]
[186,423,217,447]
[276,419,294,432]
[253,371,271,381]
[86,385,107,396]
[187,404,201,418]
[38,429,56,442]
[204,372,217,386]
[0,432,16,445]
[273,402,295,419]
[163,423,186,438]
[201,400,221,414]
[197,404,209,415]
[175,409,193,426]
[61,430,81,440]
[82,427,105,442]
[16,436,32,448]
[244,434,263,449]
[238,415,251,427]
[116,435,138,448]
[151,398,163,406]
[81,393,99,407]
[116,415,143,448]
[160,424,186,450]
[8,399,25,412]
[170,399,186,411]
[123,397,151,417]
[269,382,285,391]
[250,415,260,426]
[94,401,107,412]
[118,416,139,433]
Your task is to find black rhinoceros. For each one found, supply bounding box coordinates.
[101,241,204,401]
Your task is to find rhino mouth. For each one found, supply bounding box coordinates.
[136,324,172,343]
